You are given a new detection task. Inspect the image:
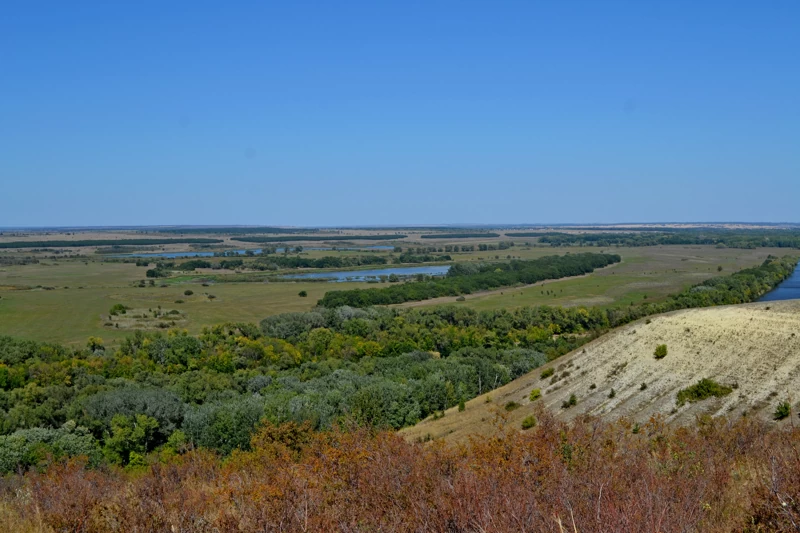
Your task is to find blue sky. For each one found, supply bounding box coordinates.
[2,1,798,226]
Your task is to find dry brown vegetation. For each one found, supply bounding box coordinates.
[403,300,800,444]
[2,413,800,531]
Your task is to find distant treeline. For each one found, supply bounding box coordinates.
[420,233,500,239]
[318,253,621,307]
[511,230,800,249]
[395,253,451,264]
[0,238,222,249]
[234,235,407,243]
[158,227,315,235]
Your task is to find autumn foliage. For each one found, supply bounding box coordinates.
[2,411,800,532]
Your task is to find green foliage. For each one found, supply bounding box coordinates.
[521,415,537,430]
[319,253,621,307]
[103,414,159,465]
[540,368,555,379]
[298,290,308,297]
[0,422,100,473]
[178,260,212,271]
[774,401,792,420]
[609,388,616,399]
[504,401,520,411]
[109,304,129,316]
[654,344,668,359]
[676,379,733,407]
[561,394,577,409]
[184,289,194,296]
[529,388,542,401]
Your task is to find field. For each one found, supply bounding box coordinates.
[0,241,790,346]
[401,299,800,444]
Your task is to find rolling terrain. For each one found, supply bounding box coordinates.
[402,299,800,443]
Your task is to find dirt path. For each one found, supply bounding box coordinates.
[394,261,622,309]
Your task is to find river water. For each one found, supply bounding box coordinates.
[281,265,451,282]
[757,263,800,302]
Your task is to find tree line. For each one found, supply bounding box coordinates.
[233,235,407,243]
[318,253,621,307]
[510,229,800,249]
[0,238,223,249]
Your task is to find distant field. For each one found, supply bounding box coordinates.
[0,260,374,346]
[0,243,791,346]
[401,246,790,310]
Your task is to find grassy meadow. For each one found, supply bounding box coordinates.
[0,238,790,346]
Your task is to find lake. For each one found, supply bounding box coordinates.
[758,263,800,302]
[282,265,451,282]
[112,245,395,258]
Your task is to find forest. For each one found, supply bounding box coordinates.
[0,255,793,475]
[521,229,800,249]
[318,253,621,307]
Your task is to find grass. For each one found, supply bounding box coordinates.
[0,243,790,347]
[411,246,789,311]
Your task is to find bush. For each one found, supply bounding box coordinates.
[640,382,647,391]
[609,388,616,399]
[184,290,194,296]
[521,415,537,430]
[540,368,554,380]
[109,303,128,316]
[455,296,466,302]
[561,393,577,409]
[774,401,791,420]
[529,388,541,401]
[676,379,733,407]
[654,344,668,359]
[298,291,308,297]
[504,401,520,412]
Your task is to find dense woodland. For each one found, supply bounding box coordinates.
[516,229,800,249]
[318,253,621,307]
[0,255,793,476]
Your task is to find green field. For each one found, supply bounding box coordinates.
[400,246,789,311]
[0,243,791,346]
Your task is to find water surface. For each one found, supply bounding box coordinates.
[757,263,800,302]
[282,265,451,282]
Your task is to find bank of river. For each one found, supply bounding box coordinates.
[282,265,451,282]
[111,246,395,259]
[758,262,800,302]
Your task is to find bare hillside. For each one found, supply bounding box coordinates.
[401,299,800,444]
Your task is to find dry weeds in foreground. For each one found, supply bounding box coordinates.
[1,411,799,532]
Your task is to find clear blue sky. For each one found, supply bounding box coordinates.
[2,1,798,226]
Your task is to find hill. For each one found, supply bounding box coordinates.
[402,299,800,443]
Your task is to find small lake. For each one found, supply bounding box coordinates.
[111,246,395,259]
[282,265,451,282]
[758,263,800,302]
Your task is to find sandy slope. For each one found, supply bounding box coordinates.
[401,299,800,444]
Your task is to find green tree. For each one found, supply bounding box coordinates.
[103,414,159,465]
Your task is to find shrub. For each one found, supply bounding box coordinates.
[640,382,647,391]
[654,344,668,359]
[207,295,216,300]
[675,379,733,407]
[609,388,616,399]
[109,303,128,316]
[455,296,466,302]
[561,394,577,409]
[529,388,541,401]
[504,401,520,412]
[298,290,308,297]
[184,290,194,296]
[540,368,554,380]
[521,415,537,430]
[774,401,791,420]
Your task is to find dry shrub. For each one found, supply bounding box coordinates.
[4,414,800,532]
